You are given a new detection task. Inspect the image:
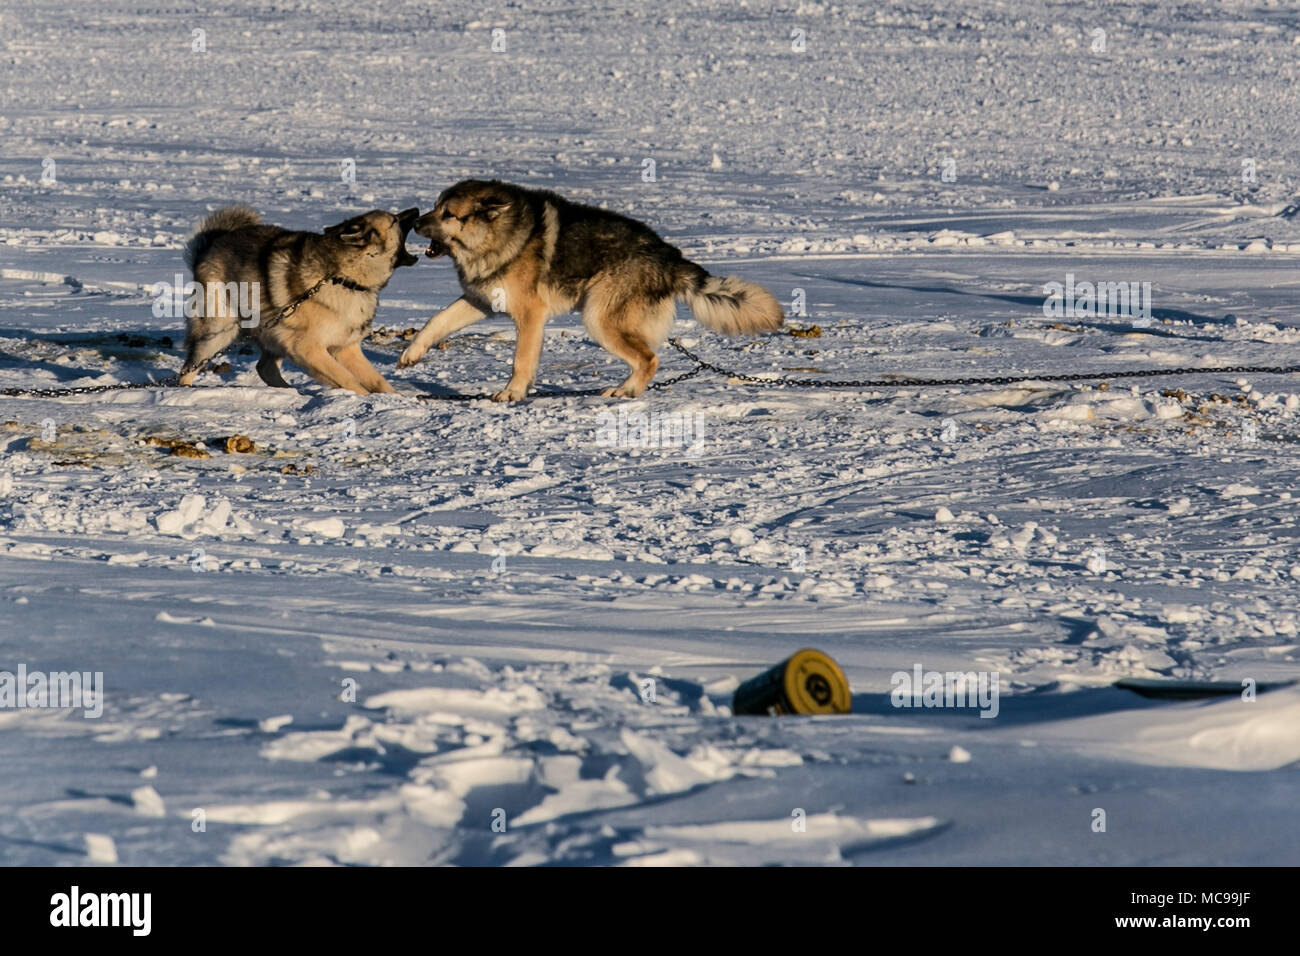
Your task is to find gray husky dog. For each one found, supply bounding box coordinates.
[179,206,419,394]
[398,180,783,400]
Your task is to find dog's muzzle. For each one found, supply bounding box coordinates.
[414,212,450,259]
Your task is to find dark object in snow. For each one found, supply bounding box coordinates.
[732,648,851,716]
[169,442,209,459]
[222,435,255,454]
[1114,677,1296,700]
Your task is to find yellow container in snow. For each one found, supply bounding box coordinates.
[732,648,851,716]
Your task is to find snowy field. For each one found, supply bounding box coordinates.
[1,0,1299,866]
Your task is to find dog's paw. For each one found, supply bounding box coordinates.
[491,386,528,403]
[397,345,426,368]
[601,385,644,399]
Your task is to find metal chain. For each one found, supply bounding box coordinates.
[0,275,350,399]
[659,339,1300,391]
[4,333,1298,401]
[648,358,710,391]
[261,275,329,329]
[0,374,180,399]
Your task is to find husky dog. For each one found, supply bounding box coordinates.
[398,180,783,400]
[179,206,419,394]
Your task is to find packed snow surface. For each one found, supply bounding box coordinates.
[1,0,1298,865]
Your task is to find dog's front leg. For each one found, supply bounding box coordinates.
[336,343,396,394]
[290,345,370,395]
[398,296,488,367]
[494,310,546,402]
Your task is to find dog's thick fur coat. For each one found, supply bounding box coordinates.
[399,180,784,400]
[179,206,418,394]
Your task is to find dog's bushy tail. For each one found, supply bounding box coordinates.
[183,205,260,270]
[675,262,784,336]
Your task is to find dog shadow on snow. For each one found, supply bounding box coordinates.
[0,328,180,385]
[0,329,490,399]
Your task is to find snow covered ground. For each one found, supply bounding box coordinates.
[1,0,1298,866]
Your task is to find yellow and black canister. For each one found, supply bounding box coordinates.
[732,648,851,716]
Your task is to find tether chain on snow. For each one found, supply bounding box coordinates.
[655,339,1300,391]
[475,339,1300,399]
[0,374,182,399]
[0,275,356,399]
[3,335,1299,401]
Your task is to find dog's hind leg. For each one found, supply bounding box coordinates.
[178,276,243,386]
[178,324,239,386]
[336,343,395,394]
[256,353,291,388]
[397,296,489,368]
[587,296,673,399]
[599,329,658,399]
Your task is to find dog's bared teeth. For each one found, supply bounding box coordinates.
[425,240,448,259]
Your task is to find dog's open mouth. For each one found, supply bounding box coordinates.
[425,239,449,259]
[394,208,421,267]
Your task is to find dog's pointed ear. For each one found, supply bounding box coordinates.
[476,195,512,220]
[324,219,368,244]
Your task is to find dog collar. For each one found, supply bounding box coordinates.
[327,276,375,294]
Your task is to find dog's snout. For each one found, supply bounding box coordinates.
[397,207,420,230]
[413,211,441,238]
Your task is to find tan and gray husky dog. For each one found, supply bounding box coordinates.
[398,180,783,400]
[179,206,419,394]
